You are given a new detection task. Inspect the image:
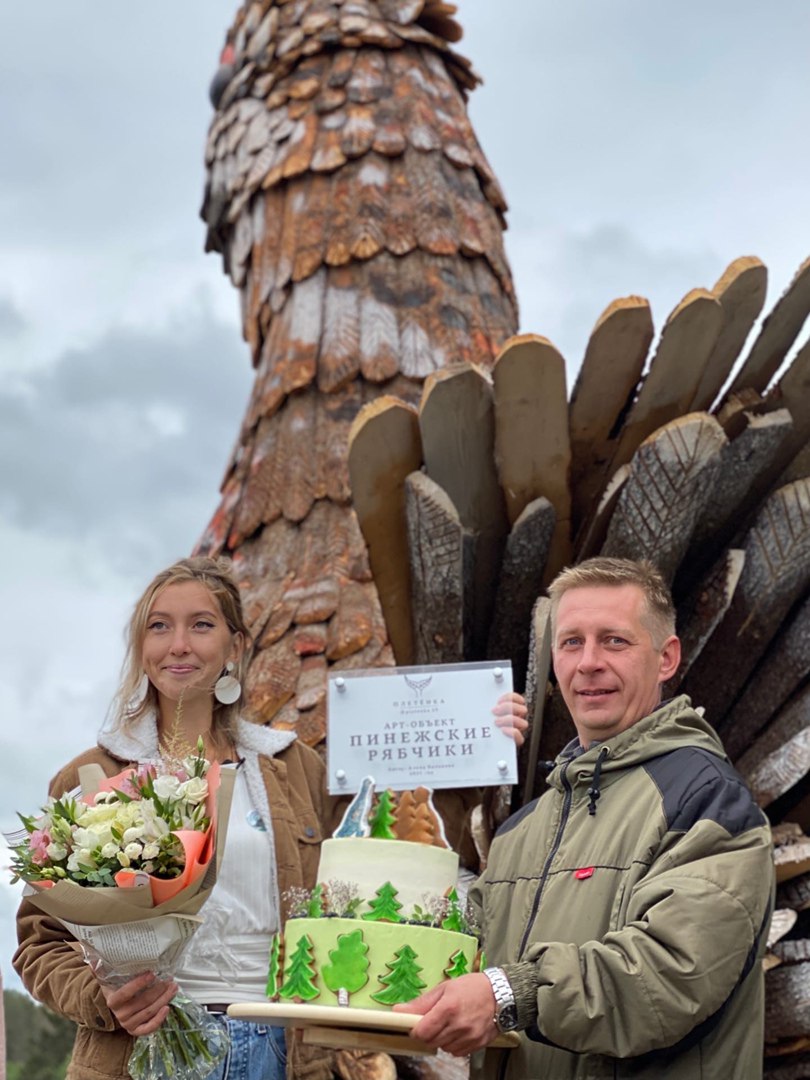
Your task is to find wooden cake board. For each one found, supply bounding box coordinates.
[227,1002,520,1057]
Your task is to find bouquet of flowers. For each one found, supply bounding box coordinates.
[7,741,236,1080]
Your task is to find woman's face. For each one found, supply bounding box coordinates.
[141,581,242,707]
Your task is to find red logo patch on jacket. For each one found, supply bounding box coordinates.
[574,866,595,880]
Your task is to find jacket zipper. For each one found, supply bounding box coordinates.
[517,759,573,960]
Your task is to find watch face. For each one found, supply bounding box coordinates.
[498,1004,519,1032]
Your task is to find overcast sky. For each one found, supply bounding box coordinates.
[2,1,809,992]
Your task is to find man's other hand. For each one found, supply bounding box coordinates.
[393,973,500,1057]
[492,691,529,747]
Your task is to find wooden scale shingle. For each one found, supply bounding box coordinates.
[197,2,810,1074]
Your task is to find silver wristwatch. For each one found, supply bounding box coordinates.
[482,966,518,1032]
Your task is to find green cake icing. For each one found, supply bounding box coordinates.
[270,835,480,1010]
[276,918,477,1010]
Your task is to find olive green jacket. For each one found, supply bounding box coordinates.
[470,695,774,1080]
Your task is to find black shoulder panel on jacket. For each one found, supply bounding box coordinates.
[644,748,765,835]
[494,797,540,839]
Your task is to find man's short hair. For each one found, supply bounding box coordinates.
[547,557,676,648]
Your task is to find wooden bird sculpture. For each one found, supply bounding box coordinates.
[197,0,518,754]
[198,1,810,1070]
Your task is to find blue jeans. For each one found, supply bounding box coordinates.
[207,1018,286,1080]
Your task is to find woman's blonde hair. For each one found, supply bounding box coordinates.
[110,556,250,744]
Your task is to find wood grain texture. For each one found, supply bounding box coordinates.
[404,469,466,664]
[681,478,810,726]
[763,336,810,486]
[493,334,572,582]
[727,255,810,399]
[679,408,794,590]
[670,548,745,689]
[487,497,555,689]
[601,413,727,585]
[348,397,422,664]
[765,961,810,1042]
[689,256,768,412]
[419,364,508,657]
[568,296,653,534]
[722,592,810,760]
[738,684,810,808]
[608,289,724,475]
[521,596,553,806]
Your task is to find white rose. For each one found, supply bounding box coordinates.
[140,801,170,837]
[123,826,144,845]
[181,753,209,777]
[46,842,67,861]
[71,848,95,871]
[124,842,143,860]
[153,775,181,800]
[177,777,208,805]
[142,842,160,860]
[101,842,120,859]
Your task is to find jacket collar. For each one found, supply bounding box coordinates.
[98,711,297,764]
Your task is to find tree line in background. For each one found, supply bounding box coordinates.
[4,989,74,1080]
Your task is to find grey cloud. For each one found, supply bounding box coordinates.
[0,2,234,248]
[0,296,26,338]
[510,222,721,377]
[0,299,252,569]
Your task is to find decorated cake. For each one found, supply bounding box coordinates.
[267,783,480,1011]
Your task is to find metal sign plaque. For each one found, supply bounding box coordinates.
[326,661,516,794]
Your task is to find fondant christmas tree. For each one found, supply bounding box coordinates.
[362,880,404,923]
[321,929,370,1000]
[368,789,397,839]
[441,887,464,933]
[444,949,470,979]
[279,934,319,1002]
[266,932,282,998]
[307,883,324,917]
[371,944,427,1005]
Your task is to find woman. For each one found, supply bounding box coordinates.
[15,557,332,1080]
[15,556,528,1080]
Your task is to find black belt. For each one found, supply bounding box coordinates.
[202,1003,231,1014]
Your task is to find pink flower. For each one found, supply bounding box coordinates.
[117,776,139,798]
[117,765,154,799]
[29,829,51,866]
[173,769,190,783]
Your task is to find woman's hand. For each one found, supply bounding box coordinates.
[492,691,529,747]
[99,971,178,1036]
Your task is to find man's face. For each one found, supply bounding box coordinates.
[551,583,681,746]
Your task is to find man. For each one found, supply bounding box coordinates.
[398,557,774,1079]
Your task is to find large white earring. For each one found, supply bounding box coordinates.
[214,661,242,705]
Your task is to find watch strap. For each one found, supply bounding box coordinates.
[482,966,517,1032]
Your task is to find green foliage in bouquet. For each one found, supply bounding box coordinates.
[8,739,212,889]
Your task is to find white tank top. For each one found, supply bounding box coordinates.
[177,766,277,1004]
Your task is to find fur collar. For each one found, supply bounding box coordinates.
[98,711,297,763]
